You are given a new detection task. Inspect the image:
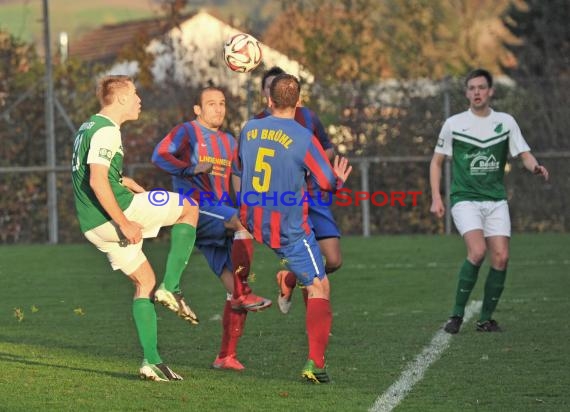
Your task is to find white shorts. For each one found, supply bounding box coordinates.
[451,200,511,237]
[84,191,183,274]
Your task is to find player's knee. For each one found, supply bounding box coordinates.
[325,256,342,274]
[226,215,245,233]
[307,276,330,299]
[140,281,156,298]
[129,275,156,299]
[491,250,509,269]
[468,248,486,266]
[180,201,199,225]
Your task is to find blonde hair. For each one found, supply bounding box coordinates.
[96,75,133,106]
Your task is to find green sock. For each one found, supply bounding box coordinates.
[132,298,161,364]
[480,267,506,322]
[451,259,480,317]
[162,223,197,293]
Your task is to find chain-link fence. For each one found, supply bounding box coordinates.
[1,75,568,243]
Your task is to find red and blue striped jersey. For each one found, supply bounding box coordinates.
[152,120,239,201]
[255,106,333,151]
[239,115,341,248]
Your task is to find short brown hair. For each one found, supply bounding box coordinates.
[96,75,133,106]
[269,74,300,110]
[465,68,493,88]
[194,86,225,107]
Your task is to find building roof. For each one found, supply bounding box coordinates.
[68,10,309,94]
[69,12,197,63]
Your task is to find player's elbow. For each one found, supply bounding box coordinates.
[430,155,444,169]
[150,150,161,166]
[150,151,172,174]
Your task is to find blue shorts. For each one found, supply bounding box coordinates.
[197,241,232,277]
[274,231,326,286]
[309,203,340,240]
[196,205,237,277]
[196,205,237,247]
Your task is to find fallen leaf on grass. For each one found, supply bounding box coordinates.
[13,308,24,322]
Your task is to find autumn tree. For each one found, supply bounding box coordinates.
[263,0,387,85]
[501,0,570,149]
[0,31,41,166]
[264,0,513,82]
[261,0,515,155]
[0,29,105,242]
[379,0,513,78]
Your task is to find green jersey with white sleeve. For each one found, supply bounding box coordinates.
[71,114,134,232]
[435,109,530,206]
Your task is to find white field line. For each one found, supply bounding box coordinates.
[369,300,482,412]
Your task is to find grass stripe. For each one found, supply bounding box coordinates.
[369,300,482,412]
[347,259,570,270]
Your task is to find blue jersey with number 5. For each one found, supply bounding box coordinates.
[238,115,339,248]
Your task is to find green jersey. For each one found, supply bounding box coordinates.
[71,114,134,232]
[435,109,530,206]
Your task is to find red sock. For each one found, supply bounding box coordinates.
[227,307,247,356]
[231,231,253,298]
[306,298,332,369]
[218,300,232,358]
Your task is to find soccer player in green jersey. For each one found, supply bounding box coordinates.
[71,75,199,381]
[429,68,549,334]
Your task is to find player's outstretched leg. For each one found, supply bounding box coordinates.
[230,230,271,312]
[156,222,199,324]
[155,285,199,325]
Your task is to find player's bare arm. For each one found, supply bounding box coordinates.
[121,176,145,193]
[333,155,352,182]
[429,153,446,218]
[90,163,143,244]
[519,151,549,181]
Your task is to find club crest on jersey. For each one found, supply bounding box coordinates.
[98,148,113,161]
[494,123,503,133]
[469,154,499,175]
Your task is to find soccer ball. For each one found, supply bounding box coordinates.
[223,33,263,73]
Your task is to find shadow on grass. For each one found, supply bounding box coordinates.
[0,352,136,380]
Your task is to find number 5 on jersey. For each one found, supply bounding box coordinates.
[252,147,275,192]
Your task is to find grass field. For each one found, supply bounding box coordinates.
[1,234,568,411]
